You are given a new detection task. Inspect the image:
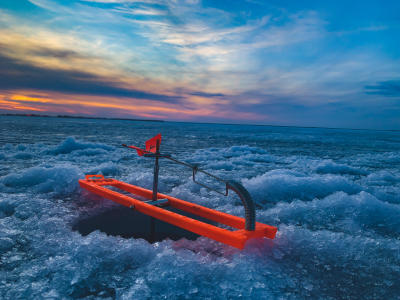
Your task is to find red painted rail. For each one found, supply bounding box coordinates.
[79,175,277,249]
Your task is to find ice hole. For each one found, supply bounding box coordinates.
[72,205,216,243]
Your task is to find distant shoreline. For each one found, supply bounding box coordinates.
[0,113,164,123]
[1,113,398,132]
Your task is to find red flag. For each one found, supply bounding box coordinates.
[145,133,162,153]
[124,134,162,156]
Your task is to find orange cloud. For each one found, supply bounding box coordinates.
[1,90,265,122]
[2,91,207,118]
[0,99,46,112]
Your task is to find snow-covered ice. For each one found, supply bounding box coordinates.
[0,116,399,299]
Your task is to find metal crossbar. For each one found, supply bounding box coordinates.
[159,155,228,196]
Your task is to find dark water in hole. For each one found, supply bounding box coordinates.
[72,205,206,242]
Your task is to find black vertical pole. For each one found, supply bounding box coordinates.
[152,139,160,201]
[150,139,160,242]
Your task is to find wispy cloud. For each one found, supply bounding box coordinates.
[365,80,400,97]
[0,51,182,103]
[80,0,162,3]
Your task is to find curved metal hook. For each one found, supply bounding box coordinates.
[226,181,256,231]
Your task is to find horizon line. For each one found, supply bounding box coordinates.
[1,113,399,133]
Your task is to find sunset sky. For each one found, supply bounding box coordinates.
[1,0,399,129]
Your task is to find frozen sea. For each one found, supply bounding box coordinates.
[0,115,399,299]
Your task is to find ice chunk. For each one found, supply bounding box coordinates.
[13,152,33,160]
[0,237,15,251]
[243,169,361,203]
[315,160,367,175]
[47,137,113,155]
[1,165,83,194]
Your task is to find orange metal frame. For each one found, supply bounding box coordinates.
[79,174,277,249]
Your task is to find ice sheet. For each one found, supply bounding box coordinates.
[0,116,399,299]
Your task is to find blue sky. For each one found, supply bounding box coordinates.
[0,0,399,129]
